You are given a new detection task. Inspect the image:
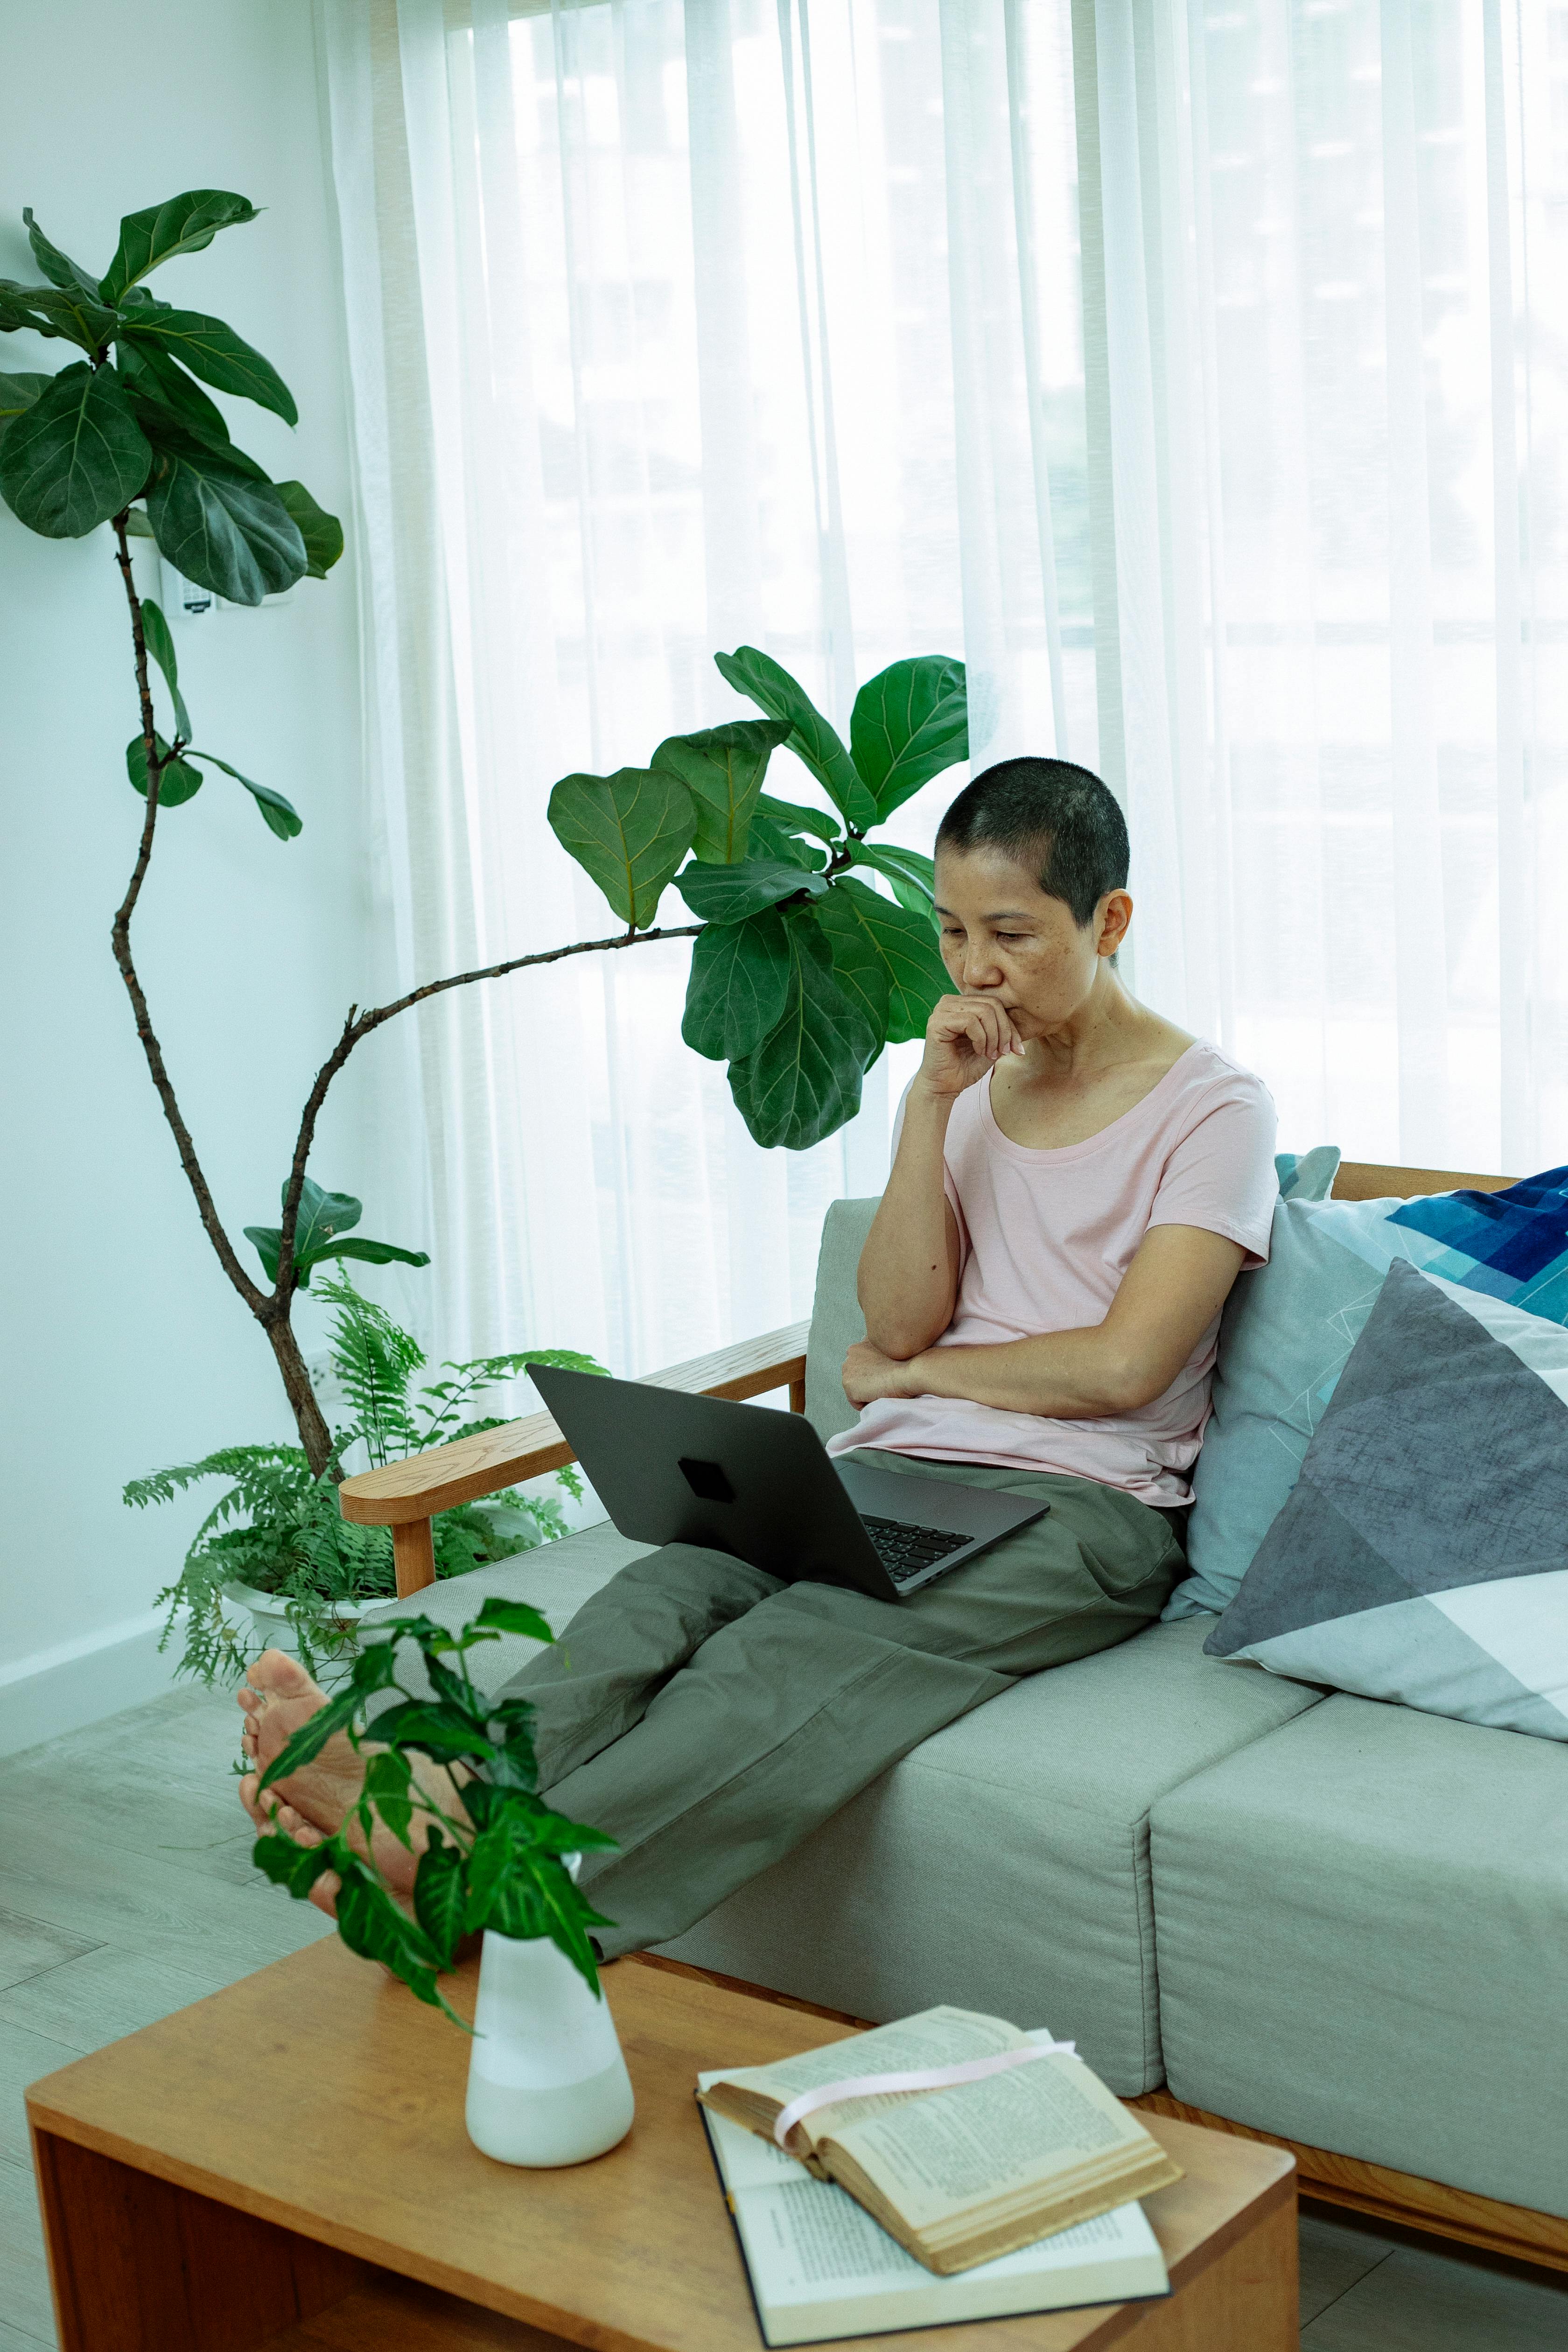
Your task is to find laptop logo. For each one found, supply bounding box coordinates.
[679,1456,735,1504]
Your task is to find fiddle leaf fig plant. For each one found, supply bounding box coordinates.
[4,184,966,1495]
[254,1597,616,2021]
[547,646,964,1150]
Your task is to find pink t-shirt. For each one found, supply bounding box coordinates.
[827,1041,1278,1507]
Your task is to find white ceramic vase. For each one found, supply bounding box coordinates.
[465,1925,635,2167]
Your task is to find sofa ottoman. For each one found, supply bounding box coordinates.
[1149,1687,1568,2214]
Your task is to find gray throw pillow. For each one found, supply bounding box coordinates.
[1203,1258,1568,1741]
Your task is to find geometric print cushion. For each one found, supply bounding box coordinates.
[1167,1161,1568,1623]
[1203,1258,1568,1741]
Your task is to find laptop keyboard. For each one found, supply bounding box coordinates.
[861,1516,969,1585]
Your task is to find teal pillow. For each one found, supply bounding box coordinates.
[1168,1165,1568,1620]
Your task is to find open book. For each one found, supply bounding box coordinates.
[699,2045,1169,2345]
[697,2006,1182,2277]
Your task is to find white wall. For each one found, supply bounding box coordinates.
[0,1,378,1751]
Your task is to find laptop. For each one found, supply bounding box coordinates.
[526,1365,1048,1602]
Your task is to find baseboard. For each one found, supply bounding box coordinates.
[0,1610,183,1760]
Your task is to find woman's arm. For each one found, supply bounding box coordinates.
[846,1223,1247,1417]
[856,994,1023,1359]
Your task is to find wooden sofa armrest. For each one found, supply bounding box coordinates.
[339,1320,812,1596]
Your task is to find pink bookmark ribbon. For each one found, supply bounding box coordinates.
[772,2037,1078,2150]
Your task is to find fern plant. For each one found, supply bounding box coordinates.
[128,1270,603,1684]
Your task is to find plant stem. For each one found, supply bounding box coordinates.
[108,533,705,1485]
[109,515,268,1319]
[280,924,704,1305]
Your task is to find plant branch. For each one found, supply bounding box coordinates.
[109,516,267,1317]
[279,923,704,1295]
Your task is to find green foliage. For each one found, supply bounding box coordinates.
[0,190,336,598]
[546,765,696,931]
[130,1269,604,1684]
[0,191,341,844]
[546,647,966,1149]
[253,1600,616,2015]
[243,1176,431,1291]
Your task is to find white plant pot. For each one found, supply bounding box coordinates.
[465,1926,635,2168]
[221,1580,406,1685]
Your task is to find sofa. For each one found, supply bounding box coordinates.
[338,1161,1568,2275]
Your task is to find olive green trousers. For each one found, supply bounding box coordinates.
[503,1452,1184,1959]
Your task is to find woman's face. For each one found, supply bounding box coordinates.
[932,845,1129,1038]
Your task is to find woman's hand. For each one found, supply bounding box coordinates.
[842,1339,928,1408]
[915,992,1024,1100]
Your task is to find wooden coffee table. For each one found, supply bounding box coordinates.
[27,1939,1296,2351]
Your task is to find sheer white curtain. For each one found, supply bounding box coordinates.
[318,0,1083,1374]
[318,0,1568,1383]
[1079,0,1568,1176]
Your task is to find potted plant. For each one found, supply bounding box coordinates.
[254,1597,635,2166]
[127,1264,603,1683]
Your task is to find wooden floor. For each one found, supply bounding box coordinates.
[2,1688,1567,2352]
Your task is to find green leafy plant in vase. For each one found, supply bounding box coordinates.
[128,1264,604,1684]
[255,1598,636,2166]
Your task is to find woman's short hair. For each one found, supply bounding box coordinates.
[936,757,1129,928]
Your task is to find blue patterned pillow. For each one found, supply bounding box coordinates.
[1167,1164,1568,1621]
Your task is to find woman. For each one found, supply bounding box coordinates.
[239,756,1276,1955]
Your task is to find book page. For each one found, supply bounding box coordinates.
[702,2006,1029,2142]
[828,2053,1154,2228]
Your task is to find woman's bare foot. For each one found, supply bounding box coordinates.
[235,1648,471,1904]
[238,1651,363,1833]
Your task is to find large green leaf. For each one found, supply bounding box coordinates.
[547,765,695,930]
[140,413,306,603]
[681,908,792,1061]
[126,730,204,807]
[755,791,842,847]
[0,371,52,447]
[333,1861,445,2009]
[257,1680,364,1792]
[650,718,791,864]
[413,1834,468,1969]
[0,278,119,350]
[809,887,890,1045]
[850,655,968,819]
[727,914,878,1149]
[847,838,937,917]
[715,646,877,830]
[811,875,950,1044]
[140,597,191,739]
[474,1595,557,1645]
[675,856,827,925]
[22,210,100,297]
[274,480,343,578]
[101,189,261,303]
[186,749,301,840]
[114,336,232,448]
[251,1828,336,1900]
[122,311,296,426]
[244,1176,429,1288]
[745,811,827,872]
[0,363,150,537]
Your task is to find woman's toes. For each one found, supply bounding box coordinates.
[307,1870,342,1920]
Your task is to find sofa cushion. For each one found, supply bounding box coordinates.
[656,1616,1323,2094]
[1204,1260,1568,1739]
[805,1196,877,1443]
[1149,1690,1568,2215]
